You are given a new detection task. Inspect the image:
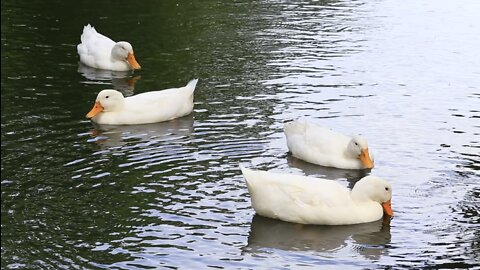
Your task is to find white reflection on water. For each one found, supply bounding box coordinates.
[89,115,195,148]
[246,215,391,261]
[78,64,141,96]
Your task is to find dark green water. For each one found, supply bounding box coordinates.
[2,0,479,269]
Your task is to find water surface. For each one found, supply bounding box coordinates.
[2,0,479,269]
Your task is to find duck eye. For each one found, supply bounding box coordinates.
[106,95,109,99]
[385,187,389,191]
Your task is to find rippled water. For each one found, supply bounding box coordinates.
[2,0,479,269]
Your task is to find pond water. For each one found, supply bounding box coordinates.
[1,0,479,269]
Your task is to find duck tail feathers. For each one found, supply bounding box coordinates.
[187,78,198,88]
[80,24,97,43]
[184,78,199,94]
[239,165,254,183]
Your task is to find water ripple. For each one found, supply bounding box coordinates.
[2,0,480,269]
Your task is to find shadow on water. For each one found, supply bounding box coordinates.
[87,114,195,148]
[78,64,141,96]
[287,154,369,188]
[245,215,391,260]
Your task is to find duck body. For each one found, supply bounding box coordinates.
[77,24,141,71]
[241,167,393,225]
[284,120,374,169]
[86,79,198,125]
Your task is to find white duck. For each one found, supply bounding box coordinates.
[86,79,198,125]
[77,24,141,71]
[284,120,374,169]
[241,167,393,225]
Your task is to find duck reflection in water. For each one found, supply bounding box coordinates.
[287,154,369,189]
[89,114,194,148]
[78,63,141,96]
[246,215,391,260]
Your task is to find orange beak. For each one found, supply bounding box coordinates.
[381,199,393,217]
[86,101,104,118]
[359,148,374,169]
[127,52,141,70]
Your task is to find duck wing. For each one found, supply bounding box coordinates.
[242,168,354,223]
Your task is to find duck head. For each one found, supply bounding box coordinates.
[347,136,374,169]
[352,175,393,217]
[111,41,141,70]
[86,89,125,119]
